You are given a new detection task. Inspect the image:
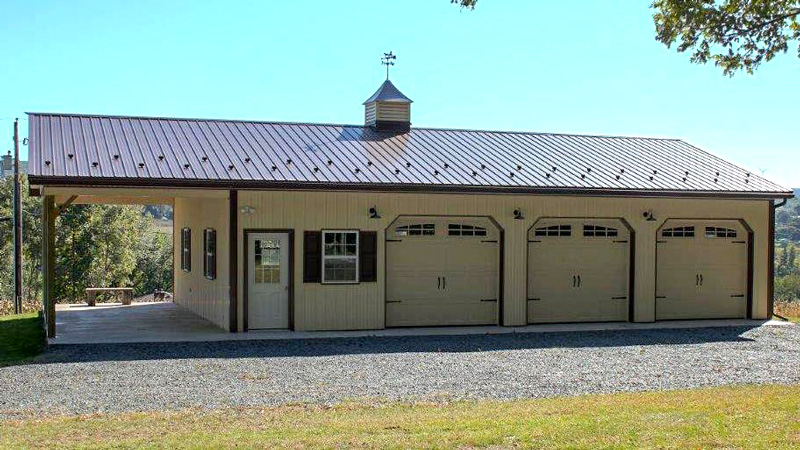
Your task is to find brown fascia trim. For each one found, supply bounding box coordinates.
[27,175,795,200]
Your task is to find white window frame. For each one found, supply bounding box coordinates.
[321,230,359,284]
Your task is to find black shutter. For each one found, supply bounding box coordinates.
[181,228,191,272]
[359,231,377,282]
[204,229,217,280]
[303,231,322,282]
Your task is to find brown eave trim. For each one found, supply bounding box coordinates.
[27,175,795,200]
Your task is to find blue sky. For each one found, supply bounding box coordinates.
[1,0,797,187]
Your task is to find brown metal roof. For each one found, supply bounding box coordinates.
[27,112,792,198]
[363,80,413,104]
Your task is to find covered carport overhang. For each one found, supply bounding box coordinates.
[32,184,232,339]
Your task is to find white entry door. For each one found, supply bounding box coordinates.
[248,232,290,329]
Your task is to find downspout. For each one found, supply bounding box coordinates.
[771,197,790,320]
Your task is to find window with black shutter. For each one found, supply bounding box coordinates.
[303,231,322,282]
[181,227,191,272]
[359,231,377,282]
[204,228,217,280]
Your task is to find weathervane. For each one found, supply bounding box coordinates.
[381,51,396,80]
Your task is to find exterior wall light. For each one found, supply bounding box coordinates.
[369,206,381,219]
[241,205,256,214]
[513,208,524,220]
[643,210,656,221]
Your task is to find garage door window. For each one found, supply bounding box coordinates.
[662,226,695,237]
[396,224,435,236]
[583,225,618,237]
[705,226,737,238]
[448,224,487,237]
[322,230,359,283]
[534,225,571,237]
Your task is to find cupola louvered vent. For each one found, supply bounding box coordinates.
[363,79,412,132]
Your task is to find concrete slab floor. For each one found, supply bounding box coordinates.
[49,301,794,345]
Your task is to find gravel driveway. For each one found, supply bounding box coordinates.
[1,324,798,418]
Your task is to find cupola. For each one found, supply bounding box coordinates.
[364,52,412,132]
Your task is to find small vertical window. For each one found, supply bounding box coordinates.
[181,227,191,272]
[254,238,281,283]
[322,230,359,283]
[203,228,216,280]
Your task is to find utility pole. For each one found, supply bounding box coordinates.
[13,118,22,314]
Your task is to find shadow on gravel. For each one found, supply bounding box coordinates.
[29,326,760,365]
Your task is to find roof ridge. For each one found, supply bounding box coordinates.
[26,112,683,142]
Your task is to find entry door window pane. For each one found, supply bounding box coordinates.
[322,230,359,283]
[254,238,281,284]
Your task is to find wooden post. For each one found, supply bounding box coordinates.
[229,190,238,332]
[13,118,22,314]
[42,195,56,338]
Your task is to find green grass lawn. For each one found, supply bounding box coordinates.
[0,312,45,366]
[2,385,799,449]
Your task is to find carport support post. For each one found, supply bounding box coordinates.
[42,195,56,338]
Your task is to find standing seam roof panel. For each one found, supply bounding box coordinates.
[25,113,791,196]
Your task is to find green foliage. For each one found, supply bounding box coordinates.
[452,0,476,9]
[775,273,800,301]
[652,1,800,76]
[0,312,44,366]
[0,175,42,304]
[0,175,173,306]
[134,229,174,297]
[776,195,800,242]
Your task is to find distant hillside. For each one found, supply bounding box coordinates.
[777,192,800,244]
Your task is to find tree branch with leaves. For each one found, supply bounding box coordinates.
[452,0,799,76]
[652,1,800,76]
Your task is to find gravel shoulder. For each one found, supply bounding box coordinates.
[1,324,798,419]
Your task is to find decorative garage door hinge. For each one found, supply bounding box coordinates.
[480,298,498,302]
[611,296,627,300]
[730,294,745,298]
[386,300,402,303]
[481,240,498,243]
[386,239,403,242]
[656,240,668,244]
[612,240,628,244]
[527,297,541,301]
[528,240,541,243]
[655,295,667,299]
[732,240,746,244]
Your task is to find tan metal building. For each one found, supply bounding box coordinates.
[28,79,793,337]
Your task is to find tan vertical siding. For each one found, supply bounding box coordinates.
[174,195,231,330]
[236,191,771,330]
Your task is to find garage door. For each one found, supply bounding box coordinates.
[527,218,630,323]
[386,217,500,327]
[656,220,748,320]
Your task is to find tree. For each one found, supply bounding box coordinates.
[453,1,800,76]
[0,174,174,308]
[653,1,800,76]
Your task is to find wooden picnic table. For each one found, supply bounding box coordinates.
[85,287,134,306]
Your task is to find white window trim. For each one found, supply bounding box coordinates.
[321,230,359,284]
